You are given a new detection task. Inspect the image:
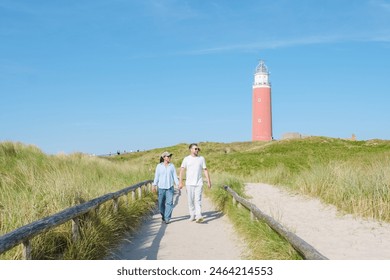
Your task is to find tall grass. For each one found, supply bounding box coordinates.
[244,140,390,222]
[292,155,390,221]
[111,137,390,259]
[0,142,155,259]
[185,138,390,223]
[3,137,390,259]
[206,173,302,260]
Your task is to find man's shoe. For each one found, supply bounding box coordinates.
[196,217,204,223]
[165,220,170,224]
[188,216,195,222]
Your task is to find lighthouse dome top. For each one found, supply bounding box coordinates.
[255,60,269,74]
[253,59,270,87]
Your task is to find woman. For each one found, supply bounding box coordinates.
[152,151,179,224]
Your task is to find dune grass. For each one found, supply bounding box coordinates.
[112,137,390,259]
[116,137,390,223]
[0,142,156,259]
[205,173,302,260]
[237,138,390,222]
[2,136,390,260]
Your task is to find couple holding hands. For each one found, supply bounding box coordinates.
[152,143,211,224]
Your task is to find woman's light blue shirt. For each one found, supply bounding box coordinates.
[153,163,179,189]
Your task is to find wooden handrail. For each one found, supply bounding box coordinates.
[0,179,153,258]
[223,185,328,260]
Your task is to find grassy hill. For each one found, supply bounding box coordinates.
[105,137,390,259]
[110,137,390,223]
[2,137,389,259]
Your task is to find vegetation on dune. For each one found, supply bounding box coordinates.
[113,137,390,223]
[0,142,155,259]
[2,136,389,259]
[110,137,390,259]
[204,174,302,260]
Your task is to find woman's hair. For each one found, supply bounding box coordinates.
[159,156,164,163]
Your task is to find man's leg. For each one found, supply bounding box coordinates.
[186,185,196,220]
[194,185,203,221]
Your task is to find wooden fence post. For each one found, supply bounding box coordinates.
[113,198,119,213]
[95,205,100,215]
[22,239,32,260]
[72,218,80,242]
[138,186,142,199]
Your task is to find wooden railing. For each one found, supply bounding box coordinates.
[223,185,328,260]
[0,179,153,259]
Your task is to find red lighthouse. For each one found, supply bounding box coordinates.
[252,60,273,141]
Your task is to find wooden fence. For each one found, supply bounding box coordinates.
[0,179,153,260]
[223,185,328,260]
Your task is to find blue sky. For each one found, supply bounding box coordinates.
[1,0,389,155]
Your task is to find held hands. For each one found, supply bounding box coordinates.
[177,182,210,188]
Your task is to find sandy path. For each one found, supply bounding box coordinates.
[245,183,390,260]
[106,188,247,260]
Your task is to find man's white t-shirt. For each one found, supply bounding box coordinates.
[181,155,207,186]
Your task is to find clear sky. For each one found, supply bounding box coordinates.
[1,0,389,155]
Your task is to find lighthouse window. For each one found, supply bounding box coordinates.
[258,118,262,123]
[258,98,261,102]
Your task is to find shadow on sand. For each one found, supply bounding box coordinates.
[106,189,226,259]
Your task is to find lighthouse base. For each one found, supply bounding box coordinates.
[252,136,273,141]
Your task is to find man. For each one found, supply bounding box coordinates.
[153,151,179,224]
[179,143,211,223]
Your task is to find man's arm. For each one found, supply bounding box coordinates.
[204,168,211,188]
